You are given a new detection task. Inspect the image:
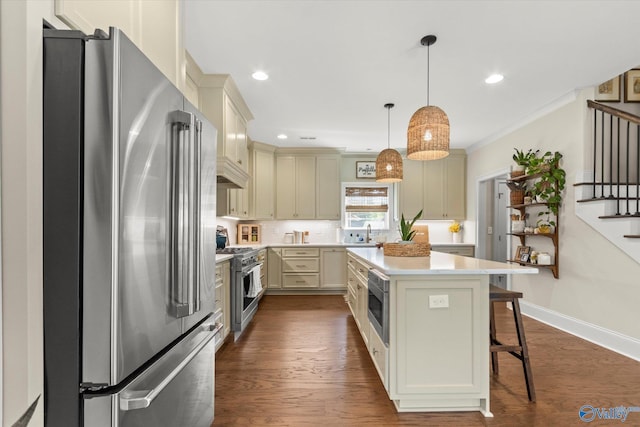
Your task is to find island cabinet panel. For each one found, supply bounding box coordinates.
[390,276,489,409]
[369,324,389,391]
[346,253,370,347]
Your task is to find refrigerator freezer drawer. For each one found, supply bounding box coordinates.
[84,319,221,427]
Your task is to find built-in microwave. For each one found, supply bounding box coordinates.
[368,269,390,345]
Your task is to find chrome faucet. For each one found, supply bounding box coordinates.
[366,223,372,243]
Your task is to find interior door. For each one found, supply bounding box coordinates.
[491,179,509,288]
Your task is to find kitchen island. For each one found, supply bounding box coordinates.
[346,247,537,417]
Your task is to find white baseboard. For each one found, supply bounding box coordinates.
[519,300,640,362]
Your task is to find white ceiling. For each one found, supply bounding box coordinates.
[184,0,640,153]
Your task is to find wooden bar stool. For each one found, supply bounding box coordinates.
[489,284,536,402]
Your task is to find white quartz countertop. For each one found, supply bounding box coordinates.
[348,247,538,276]
[227,242,378,249]
[215,254,234,263]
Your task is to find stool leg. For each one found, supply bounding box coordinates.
[512,298,536,402]
[489,301,499,374]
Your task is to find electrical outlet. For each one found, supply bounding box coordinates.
[487,226,493,235]
[429,294,449,308]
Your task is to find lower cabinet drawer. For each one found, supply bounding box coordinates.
[282,273,320,288]
[282,258,319,273]
[282,248,320,257]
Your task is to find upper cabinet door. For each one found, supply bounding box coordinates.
[295,157,316,219]
[444,153,466,219]
[316,157,341,220]
[399,159,425,220]
[275,156,297,219]
[398,150,467,220]
[423,159,445,219]
[253,148,275,220]
[224,97,238,163]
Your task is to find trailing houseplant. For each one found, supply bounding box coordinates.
[530,151,566,216]
[398,209,423,242]
[512,148,539,169]
[536,210,556,233]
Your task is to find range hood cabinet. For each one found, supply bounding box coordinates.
[217,156,249,189]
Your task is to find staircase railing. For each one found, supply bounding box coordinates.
[586,100,640,217]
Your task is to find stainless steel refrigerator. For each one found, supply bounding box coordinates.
[43,27,220,427]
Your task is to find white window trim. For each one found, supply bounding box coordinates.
[341,182,394,231]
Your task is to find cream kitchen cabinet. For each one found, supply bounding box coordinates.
[368,322,389,391]
[399,149,466,220]
[196,74,252,189]
[251,142,275,220]
[216,186,249,218]
[431,244,475,257]
[215,260,231,350]
[281,247,320,289]
[346,253,370,347]
[55,0,184,91]
[275,156,316,219]
[320,248,347,289]
[267,248,282,289]
[316,156,341,220]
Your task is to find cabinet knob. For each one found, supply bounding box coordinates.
[238,159,242,164]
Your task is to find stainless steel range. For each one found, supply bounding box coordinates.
[217,247,264,340]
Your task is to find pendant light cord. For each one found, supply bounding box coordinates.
[387,106,391,149]
[426,43,430,107]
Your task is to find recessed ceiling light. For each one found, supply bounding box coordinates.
[277,134,287,140]
[252,71,269,81]
[485,74,504,84]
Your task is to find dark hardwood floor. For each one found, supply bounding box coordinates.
[213,295,640,426]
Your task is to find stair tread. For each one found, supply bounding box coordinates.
[624,235,640,238]
[574,182,640,186]
[578,197,640,203]
[598,214,640,219]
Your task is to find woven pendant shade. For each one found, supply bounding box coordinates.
[407,105,450,160]
[376,102,403,182]
[376,148,403,182]
[407,34,450,161]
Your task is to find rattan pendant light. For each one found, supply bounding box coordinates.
[407,35,450,161]
[376,103,403,182]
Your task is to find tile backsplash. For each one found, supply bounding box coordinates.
[221,218,470,245]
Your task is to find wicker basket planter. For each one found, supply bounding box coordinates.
[510,188,525,205]
[384,242,431,257]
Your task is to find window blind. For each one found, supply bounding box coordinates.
[345,187,389,212]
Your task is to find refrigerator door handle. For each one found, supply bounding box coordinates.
[119,321,223,411]
[170,110,195,318]
[193,118,202,313]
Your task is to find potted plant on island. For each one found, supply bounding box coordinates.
[398,209,423,242]
[384,210,430,257]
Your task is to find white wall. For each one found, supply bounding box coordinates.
[467,87,640,341]
[1,1,69,425]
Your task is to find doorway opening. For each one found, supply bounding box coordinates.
[476,169,511,290]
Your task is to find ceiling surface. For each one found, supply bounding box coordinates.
[184,0,640,153]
